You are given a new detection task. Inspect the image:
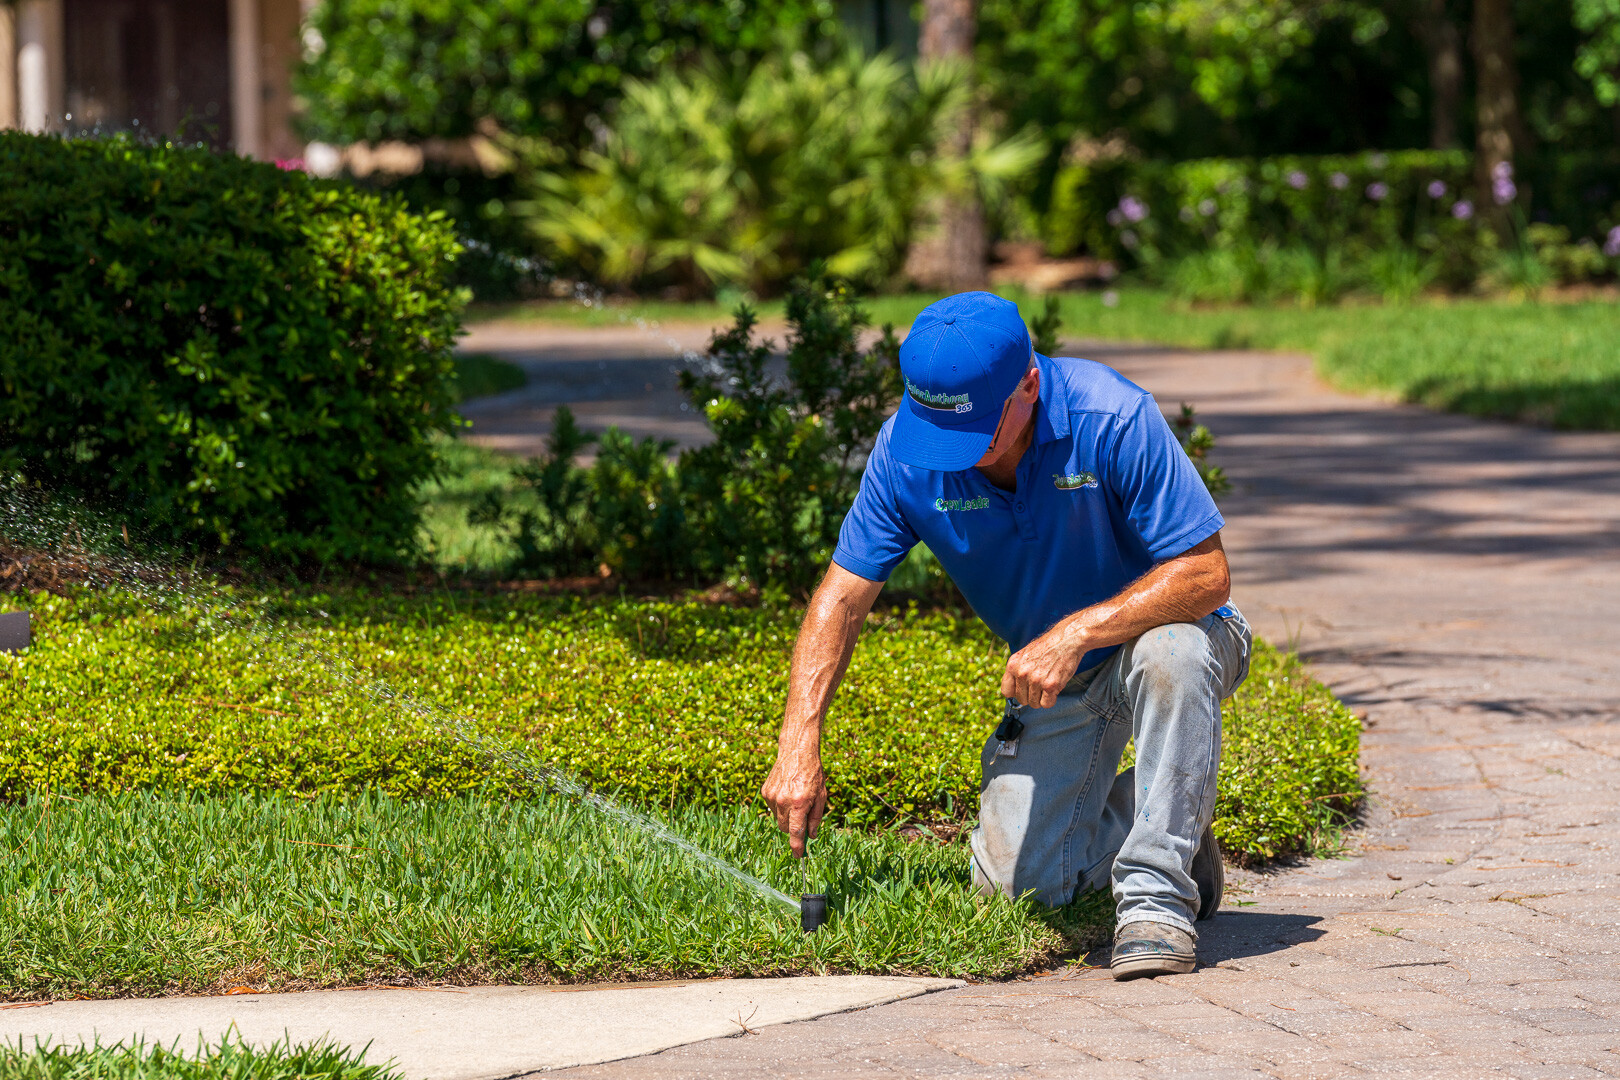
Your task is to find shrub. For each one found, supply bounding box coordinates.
[0,133,465,563]
[470,271,901,590]
[510,51,1042,295]
[0,587,1363,862]
[1045,149,1620,299]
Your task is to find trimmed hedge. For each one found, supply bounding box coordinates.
[0,587,1362,861]
[0,133,465,562]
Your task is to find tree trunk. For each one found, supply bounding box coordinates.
[904,0,987,293]
[1471,0,1524,207]
[1415,0,1463,149]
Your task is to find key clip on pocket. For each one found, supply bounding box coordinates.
[994,702,1025,759]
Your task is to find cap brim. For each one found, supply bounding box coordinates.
[890,399,996,471]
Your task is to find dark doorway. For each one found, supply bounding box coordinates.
[65,0,232,146]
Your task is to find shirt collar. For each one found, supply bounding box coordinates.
[1033,353,1070,444]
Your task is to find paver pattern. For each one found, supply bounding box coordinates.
[463,325,1619,1079]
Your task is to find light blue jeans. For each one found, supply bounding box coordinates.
[969,605,1252,936]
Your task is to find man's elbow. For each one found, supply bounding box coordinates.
[1205,553,1232,610]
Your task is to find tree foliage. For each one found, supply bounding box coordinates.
[294,0,845,145]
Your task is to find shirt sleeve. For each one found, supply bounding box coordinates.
[1104,394,1225,560]
[832,438,919,582]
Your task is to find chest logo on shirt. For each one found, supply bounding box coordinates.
[935,496,991,512]
[1053,472,1099,491]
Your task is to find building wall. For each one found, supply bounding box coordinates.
[2,0,303,159]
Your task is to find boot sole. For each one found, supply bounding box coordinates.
[1110,954,1197,980]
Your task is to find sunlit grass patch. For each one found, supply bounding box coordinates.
[0,792,1102,998]
[0,1035,395,1080]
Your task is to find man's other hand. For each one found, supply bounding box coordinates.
[762,753,829,859]
[1002,624,1087,710]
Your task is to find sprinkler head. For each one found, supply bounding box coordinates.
[0,612,28,654]
[800,893,827,933]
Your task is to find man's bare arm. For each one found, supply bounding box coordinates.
[761,563,885,857]
[1002,532,1231,709]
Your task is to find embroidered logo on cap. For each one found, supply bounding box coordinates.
[905,376,973,414]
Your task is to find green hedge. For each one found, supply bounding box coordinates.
[0,588,1361,861]
[1044,149,1620,294]
[0,133,465,562]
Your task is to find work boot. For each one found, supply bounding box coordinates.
[1192,822,1224,921]
[1111,921,1196,980]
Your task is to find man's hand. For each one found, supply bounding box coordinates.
[1001,534,1231,711]
[762,751,828,858]
[1002,623,1089,710]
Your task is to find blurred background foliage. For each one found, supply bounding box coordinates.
[292,0,1620,301]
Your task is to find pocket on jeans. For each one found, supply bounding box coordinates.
[1211,604,1253,696]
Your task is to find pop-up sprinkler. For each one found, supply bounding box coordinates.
[800,893,827,933]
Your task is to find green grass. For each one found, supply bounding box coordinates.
[0,1035,394,1080]
[0,791,1107,997]
[1027,289,1620,431]
[450,354,527,403]
[0,587,1360,859]
[416,436,532,572]
[472,289,1620,430]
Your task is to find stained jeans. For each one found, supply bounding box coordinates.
[969,606,1253,936]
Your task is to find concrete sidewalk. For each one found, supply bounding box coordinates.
[544,337,1620,1078]
[0,977,962,1078]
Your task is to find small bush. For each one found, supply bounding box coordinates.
[0,587,1363,861]
[471,271,901,590]
[0,132,465,563]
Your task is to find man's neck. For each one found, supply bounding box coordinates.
[975,415,1036,492]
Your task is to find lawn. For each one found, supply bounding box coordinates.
[0,583,1358,995]
[0,1037,393,1080]
[466,290,1620,431]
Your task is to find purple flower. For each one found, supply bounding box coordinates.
[1106,209,1124,227]
[1287,170,1308,190]
[1198,198,1217,216]
[1491,160,1517,205]
[1330,172,1349,190]
[1119,196,1149,223]
[1120,230,1140,249]
[1427,180,1447,198]
[1452,200,1474,220]
[1366,181,1390,201]
[1604,226,1620,259]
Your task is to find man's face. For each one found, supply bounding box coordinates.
[974,365,1041,468]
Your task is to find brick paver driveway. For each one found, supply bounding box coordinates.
[464,324,1620,1078]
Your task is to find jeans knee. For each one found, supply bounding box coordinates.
[1128,623,1215,689]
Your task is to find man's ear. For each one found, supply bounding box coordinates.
[1019,366,1041,402]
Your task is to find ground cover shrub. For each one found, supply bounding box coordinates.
[0,791,1107,997]
[0,587,1362,861]
[0,1037,392,1080]
[0,132,465,563]
[987,288,1620,432]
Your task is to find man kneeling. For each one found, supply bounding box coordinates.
[762,292,1251,979]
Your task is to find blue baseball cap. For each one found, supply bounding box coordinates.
[891,292,1034,470]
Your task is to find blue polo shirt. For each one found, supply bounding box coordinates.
[832,354,1224,669]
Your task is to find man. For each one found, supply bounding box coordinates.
[762,292,1251,980]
